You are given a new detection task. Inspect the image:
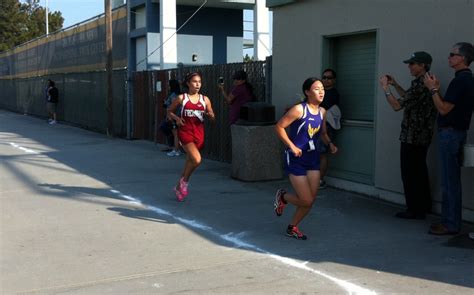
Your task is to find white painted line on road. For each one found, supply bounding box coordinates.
[109,189,377,295]
[9,142,38,154]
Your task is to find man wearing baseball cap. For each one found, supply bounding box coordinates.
[379,51,437,220]
[403,51,433,65]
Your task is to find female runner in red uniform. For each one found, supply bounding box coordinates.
[167,72,215,201]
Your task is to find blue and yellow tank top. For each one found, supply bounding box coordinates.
[288,102,323,152]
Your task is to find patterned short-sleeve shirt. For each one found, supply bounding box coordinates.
[397,76,437,146]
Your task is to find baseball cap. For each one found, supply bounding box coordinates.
[403,51,433,64]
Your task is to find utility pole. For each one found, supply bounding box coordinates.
[45,0,49,35]
[105,0,114,136]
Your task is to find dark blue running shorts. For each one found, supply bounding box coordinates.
[284,149,320,176]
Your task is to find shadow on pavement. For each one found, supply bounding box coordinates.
[2,110,473,291]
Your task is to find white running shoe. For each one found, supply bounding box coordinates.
[49,120,57,125]
[167,150,181,157]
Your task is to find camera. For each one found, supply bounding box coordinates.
[218,77,224,84]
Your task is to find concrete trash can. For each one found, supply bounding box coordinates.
[231,102,283,181]
[238,102,275,125]
[462,144,474,167]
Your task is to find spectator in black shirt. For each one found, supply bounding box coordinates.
[46,80,59,125]
[424,42,474,235]
[317,68,341,188]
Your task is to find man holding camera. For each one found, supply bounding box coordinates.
[379,51,437,220]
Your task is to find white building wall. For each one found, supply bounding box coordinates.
[177,35,213,65]
[227,37,244,63]
[135,37,147,71]
[159,0,177,69]
[254,0,271,60]
[147,33,161,69]
[270,0,474,220]
[135,34,216,69]
[134,6,146,29]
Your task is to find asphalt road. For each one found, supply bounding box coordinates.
[1,110,473,294]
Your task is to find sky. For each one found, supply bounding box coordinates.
[39,0,106,28]
[19,0,106,28]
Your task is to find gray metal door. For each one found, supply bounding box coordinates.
[326,32,376,184]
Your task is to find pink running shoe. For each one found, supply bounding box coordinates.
[179,177,188,197]
[174,186,184,202]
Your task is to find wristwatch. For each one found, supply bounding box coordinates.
[430,88,438,95]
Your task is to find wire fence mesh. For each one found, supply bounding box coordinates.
[133,60,270,163]
[1,60,271,163]
[0,70,128,136]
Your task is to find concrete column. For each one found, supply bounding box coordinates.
[160,0,177,69]
[253,0,271,60]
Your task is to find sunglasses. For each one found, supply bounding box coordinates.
[449,53,463,57]
[322,76,334,80]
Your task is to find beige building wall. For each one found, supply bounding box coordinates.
[270,0,474,220]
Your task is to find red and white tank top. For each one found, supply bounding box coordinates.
[180,93,206,127]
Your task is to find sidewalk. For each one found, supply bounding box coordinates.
[1,110,473,294]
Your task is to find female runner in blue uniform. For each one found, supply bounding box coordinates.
[274,77,338,240]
